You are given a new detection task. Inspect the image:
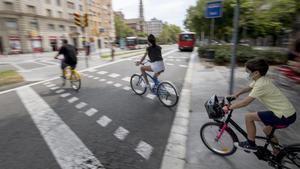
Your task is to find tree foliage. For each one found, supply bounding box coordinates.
[157,23,182,44]
[184,0,299,42]
[114,15,134,39]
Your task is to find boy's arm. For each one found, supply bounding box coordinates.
[229,96,255,109]
[233,87,252,98]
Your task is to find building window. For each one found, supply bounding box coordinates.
[3,1,13,10]
[69,26,77,32]
[58,11,63,18]
[58,25,65,31]
[30,20,39,30]
[67,1,75,9]
[79,5,83,11]
[45,0,51,4]
[56,0,61,6]
[5,19,18,29]
[48,24,55,30]
[27,5,36,14]
[46,9,52,17]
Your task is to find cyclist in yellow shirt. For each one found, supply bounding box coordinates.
[227,59,296,152]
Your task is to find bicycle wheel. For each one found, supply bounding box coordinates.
[157,81,178,107]
[130,74,147,95]
[277,149,300,169]
[70,71,81,91]
[200,122,238,156]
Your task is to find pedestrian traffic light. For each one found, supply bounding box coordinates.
[83,13,89,27]
[73,12,82,27]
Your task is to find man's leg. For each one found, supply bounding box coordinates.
[140,65,152,85]
[263,126,280,155]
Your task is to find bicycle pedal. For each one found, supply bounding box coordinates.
[243,150,251,153]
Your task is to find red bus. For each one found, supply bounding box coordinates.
[178,32,196,51]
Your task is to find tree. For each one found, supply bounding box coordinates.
[114,15,134,40]
[157,23,182,44]
[184,0,299,45]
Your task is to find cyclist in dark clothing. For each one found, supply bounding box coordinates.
[54,39,78,84]
[136,34,165,90]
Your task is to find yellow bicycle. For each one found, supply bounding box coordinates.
[62,66,81,91]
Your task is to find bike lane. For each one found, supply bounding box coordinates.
[0,49,193,169]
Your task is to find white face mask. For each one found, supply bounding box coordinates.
[245,72,253,81]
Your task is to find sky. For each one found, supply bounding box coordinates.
[112,0,197,29]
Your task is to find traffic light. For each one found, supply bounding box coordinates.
[83,13,88,27]
[73,12,82,27]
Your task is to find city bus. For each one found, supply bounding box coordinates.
[178,32,196,51]
[126,37,148,50]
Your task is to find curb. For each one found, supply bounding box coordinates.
[160,51,196,169]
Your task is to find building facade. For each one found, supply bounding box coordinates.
[145,18,163,37]
[86,0,115,49]
[0,0,115,54]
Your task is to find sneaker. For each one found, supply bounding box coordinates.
[234,141,257,152]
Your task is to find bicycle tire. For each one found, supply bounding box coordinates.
[70,71,81,91]
[276,148,300,169]
[200,122,238,156]
[157,81,178,107]
[130,74,147,95]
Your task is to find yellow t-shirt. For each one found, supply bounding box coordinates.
[249,76,296,118]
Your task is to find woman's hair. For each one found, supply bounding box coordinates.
[148,34,156,47]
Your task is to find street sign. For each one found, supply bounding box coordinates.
[206,1,223,18]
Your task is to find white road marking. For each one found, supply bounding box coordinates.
[88,75,94,78]
[166,63,174,66]
[108,73,120,78]
[99,79,106,82]
[43,82,51,85]
[50,86,60,90]
[179,65,188,68]
[114,83,122,88]
[146,94,156,100]
[123,86,131,91]
[135,89,142,93]
[75,102,88,109]
[97,71,108,75]
[55,89,65,94]
[60,93,71,98]
[176,59,181,62]
[84,108,98,117]
[46,84,56,88]
[17,87,104,169]
[94,77,99,80]
[122,77,131,82]
[168,59,174,61]
[106,81,113,84]
[113,127,129,141]
[88,69,97,72]
[97,116,112,127]
[135,141,153,160]
[68,97,79,103]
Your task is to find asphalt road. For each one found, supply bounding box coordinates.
[0,48,193,169]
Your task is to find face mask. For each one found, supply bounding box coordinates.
[245,72,253,81]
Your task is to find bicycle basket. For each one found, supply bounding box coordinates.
[204,95,225,119]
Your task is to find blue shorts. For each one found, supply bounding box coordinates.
[258,111,296,126]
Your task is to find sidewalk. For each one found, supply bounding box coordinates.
[185,56,300,169]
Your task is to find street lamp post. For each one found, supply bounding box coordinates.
[229,0,240,94]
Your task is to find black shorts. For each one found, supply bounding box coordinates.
[258,111,296,126]
[61,61,76,70]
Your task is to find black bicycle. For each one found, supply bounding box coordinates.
[200,95,300,169]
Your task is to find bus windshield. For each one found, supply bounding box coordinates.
[180,34,194,41]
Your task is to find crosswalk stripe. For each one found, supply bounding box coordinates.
[50,86,60,90]
[84,108,98,117]
[99,79,106,82]
[122,77,131,82]
[106,81,113,84]
[97,116,112,127]
[68,97,79,103]
[55,89,65,94]
[75,102,87,109]
[17,87,104,169]
[97,71,108,75]
[46,84,56,88]
[108,73,120,78]
[60,93,71,98]
[113,127,129,141]
[114,83,122,88]
[146,94,156,100]
[123,86,131,91]
[135,141,153,160]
